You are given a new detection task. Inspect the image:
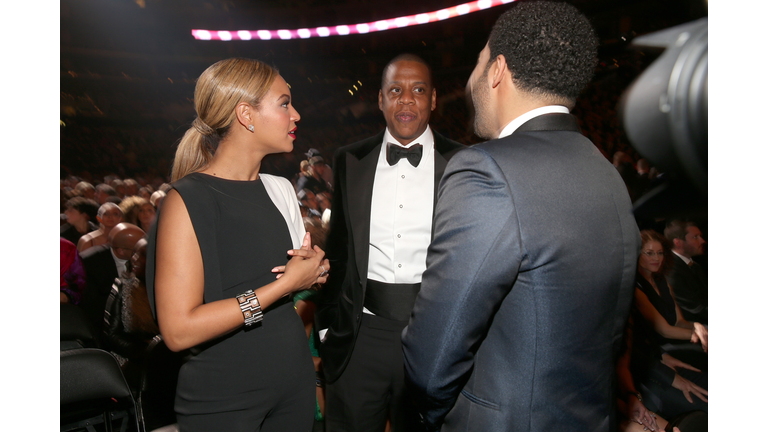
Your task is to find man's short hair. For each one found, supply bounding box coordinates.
[96,183,118,196]
[74,181,94,194]
[381,53,433,90]
[487,0,598,106]
[66,197,99,222]
[664,219,698,242]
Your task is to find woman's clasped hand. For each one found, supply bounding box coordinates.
[272,232,330,290]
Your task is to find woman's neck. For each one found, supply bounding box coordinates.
[638,267,655,283]
[202,140,264,181]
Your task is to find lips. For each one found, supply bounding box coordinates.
[395,112,416,123]
[289,127,297,139]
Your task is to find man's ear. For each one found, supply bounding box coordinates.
[672,238,683,249]
[430,88,437,111]
[235,102,253,129]
[489,54,508,89]
[378,89,383,111]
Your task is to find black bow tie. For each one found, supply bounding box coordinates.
[386,142,423,167]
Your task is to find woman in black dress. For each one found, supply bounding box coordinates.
[632,230,708,418]
[148,58,330,432]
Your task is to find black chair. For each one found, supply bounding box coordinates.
[61,303,98,350]
[137,336,182,432]
[61,348,141,432]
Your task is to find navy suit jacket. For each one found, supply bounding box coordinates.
[316,129,464,383]
[401,114,640,431]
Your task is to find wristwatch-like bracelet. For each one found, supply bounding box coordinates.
[237,290,263,327]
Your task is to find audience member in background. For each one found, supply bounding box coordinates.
[632,230,707,417]
[120,196,156,232]
[102,238,159,382]
[61,197,100,246]
[664,220,708,324]
[614,151,641,202]
[298,188,322,219]
[316,191,332,227]
[110,178,126,198]
[157,182,172,193]
[123,178,139,197]
[138,186,153,200]
[635,230,707,351]
[150,190,166,210]
[80,223,146,334]
[74,181,96,200]
[635,158,652,197]
[306,148,334,189]
[295,160,314,192]
[309,155,333,193]
[94,183,118,205]
[78,202,124,253]
[61,238,87,305]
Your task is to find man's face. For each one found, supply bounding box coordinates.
[95,190,107,204]
[378,60,436,145]
[468,43,495,139]
[682,227,706,257]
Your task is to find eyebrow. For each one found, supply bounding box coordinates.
[388,81,429,86]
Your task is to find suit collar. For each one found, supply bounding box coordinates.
[514,113,581,134]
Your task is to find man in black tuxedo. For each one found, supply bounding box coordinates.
[401,3,640,431]
[316,54,464,432]
[664,219,707,324]
[80,223,146,333]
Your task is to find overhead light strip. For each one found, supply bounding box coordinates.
[192,0,515,41]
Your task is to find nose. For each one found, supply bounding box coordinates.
[291,106,301,123]
[398,90,415,105]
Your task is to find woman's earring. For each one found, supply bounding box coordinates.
[248,125,254,132]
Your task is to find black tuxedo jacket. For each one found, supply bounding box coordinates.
[667,254,707,324]
[316,129,464,383]
[401,114,640,431]
[79,244,120,332]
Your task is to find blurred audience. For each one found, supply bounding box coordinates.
[61,197,99,246]
[77,202,123,253]
[60,238,87,305]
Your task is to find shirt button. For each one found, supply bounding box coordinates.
[398,264,402,268]
[397,234,401,238]
[401,175,405,179]
[399,204,403,208]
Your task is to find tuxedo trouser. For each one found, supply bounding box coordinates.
[325,313,419,432]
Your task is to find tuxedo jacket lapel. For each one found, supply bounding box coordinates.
[346,138,381,291]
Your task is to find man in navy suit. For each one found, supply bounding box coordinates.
[316,54,464,431]
[402,3,640,431]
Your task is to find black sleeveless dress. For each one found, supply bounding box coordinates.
[148,173,314,431]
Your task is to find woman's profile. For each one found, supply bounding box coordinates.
[147,57,330,432]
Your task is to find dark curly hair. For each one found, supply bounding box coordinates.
[487,0,598,107]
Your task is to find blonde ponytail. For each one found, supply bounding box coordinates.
[170,58,278,182]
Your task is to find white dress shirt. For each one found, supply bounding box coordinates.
[498,105,570,139]
[364,126,435,314]
[111,248,129,276]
